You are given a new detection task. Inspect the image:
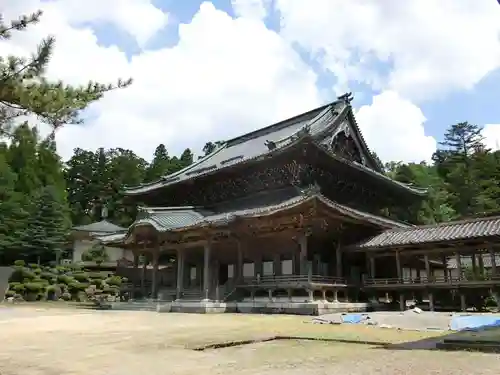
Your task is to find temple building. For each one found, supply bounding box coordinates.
[100,93,500,314]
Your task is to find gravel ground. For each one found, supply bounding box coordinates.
[1,306,499,375]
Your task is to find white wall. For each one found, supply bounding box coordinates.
[72,239,133,264]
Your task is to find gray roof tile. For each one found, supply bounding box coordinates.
[357,216,500,249]
[100,190,408,245]
[72,220,126,233]
[125,103,343,195]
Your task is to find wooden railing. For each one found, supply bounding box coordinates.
[365,275,500,286]
[240,275,346,287]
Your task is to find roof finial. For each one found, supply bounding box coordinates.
[337,92,353,104]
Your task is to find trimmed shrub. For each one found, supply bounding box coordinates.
[5,290,15,298]
[60,292,71,301]
[105,276,122,287]
[73,273,90,282]
[13,260,25,267]
[24,282,45,293]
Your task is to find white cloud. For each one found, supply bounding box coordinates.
[356,91,436,163]
[275,0,500,102]
[483,124,500,151]
[231,0,271,21]
[0,0,498,165]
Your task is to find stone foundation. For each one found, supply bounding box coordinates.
[156,300,370,315]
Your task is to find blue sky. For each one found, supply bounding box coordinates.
[100,0,499,143]
[22,0,500,162]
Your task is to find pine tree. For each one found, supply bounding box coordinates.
[436,122,486,217]
[145,144,170,182]
[24,185,70,264]
[0,154,29,264]
[7,122,41,196]
[0,10,132,136]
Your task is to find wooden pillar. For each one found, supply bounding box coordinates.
[299,233,308,275]
[478,253,484,278]
[424,254,431,281]
[369,256,376,278]
[490,247,497,276]
[274,253,282,277]
[203,241,211,300]
[471,253,477,279]
[335,242,342,278]
[455,252,462,280]
[175,250,184,300]
[442,254,448,281]
[132,251,139,299]
[460,292,466,311]
[141,252,147,298]
[236,240,244,284]
[428,291,435,311]
[151,250,159,299]
[395,251,402,280]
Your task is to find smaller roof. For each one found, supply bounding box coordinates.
[72,220,127,234]
[99,190,409,245]
[356,216,500,250]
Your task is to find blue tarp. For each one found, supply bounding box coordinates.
[341,314,366,324]
[450,315,500,331]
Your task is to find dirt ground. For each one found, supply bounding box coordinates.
[1,306,500,375]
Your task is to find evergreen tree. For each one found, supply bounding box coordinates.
[36,133,66,193]
[436,122,486,217]
[7,123,40,196]
[0,10,131,136]
[179,148,194,167]
[0,154,28,264]
[24,185,70,264]
[145,144,170,182]
[201,140,224,157]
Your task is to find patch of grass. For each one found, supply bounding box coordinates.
[444,327,500,343]
[154,314,445,349]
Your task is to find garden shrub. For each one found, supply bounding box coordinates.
[5,290,15,298]
[60,292,71,301]
[73,273,90,282]
[105,276,122,286]
[13,260,25,267]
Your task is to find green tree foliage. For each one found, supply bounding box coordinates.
[81,243,109,266]
[24,185,70,264]
[0,10,131,136]
[0,154,29,264]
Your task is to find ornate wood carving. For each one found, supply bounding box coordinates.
[331,131,363,164]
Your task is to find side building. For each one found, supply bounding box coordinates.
[100,93,499,314]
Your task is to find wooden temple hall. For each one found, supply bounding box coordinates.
[99,93,500,314]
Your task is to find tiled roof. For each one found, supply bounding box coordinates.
[356,216,500,249]
[123,95,424,197]
[72,220,126,233]
[99,189,408,245]
[124,102,345,195]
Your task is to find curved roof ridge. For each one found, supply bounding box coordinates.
[225,100,339,147]
[385,215,500,233]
